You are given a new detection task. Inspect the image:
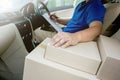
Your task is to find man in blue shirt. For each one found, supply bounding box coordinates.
[50,0,106,48]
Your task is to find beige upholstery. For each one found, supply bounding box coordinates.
[0,25,16,56]
[97,35,120,80]
[0,23,28,80]
[112,29,120,40]
[102,3,120,34]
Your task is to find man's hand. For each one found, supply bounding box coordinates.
[50,13,70,25]
[50,13,58,22]
[50,32,80,48]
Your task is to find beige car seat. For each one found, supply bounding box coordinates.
[112,28,120,40]
[102,3,120,35]
[0,23,28,80]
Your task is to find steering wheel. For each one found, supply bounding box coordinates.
[36,0,50,15]
[35,0,62,32]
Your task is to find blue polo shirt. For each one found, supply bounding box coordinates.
[62,0,106,33]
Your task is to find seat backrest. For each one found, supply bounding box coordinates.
[0,23,28,80]
[112,29,120,40]
[102,3,120,34]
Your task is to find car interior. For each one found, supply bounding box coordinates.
[0,0,120,80]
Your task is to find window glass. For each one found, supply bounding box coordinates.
[0,0,29,13]
[47,0,74,11]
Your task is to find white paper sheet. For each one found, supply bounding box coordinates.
[42,13,62,32]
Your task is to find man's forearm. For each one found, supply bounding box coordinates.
[75,21,102,42]
[50,21,102,48]
[57,18,70,25]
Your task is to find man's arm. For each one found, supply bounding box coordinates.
[75,21,102,42]
[56,18,70,25]
[50,21,102,48]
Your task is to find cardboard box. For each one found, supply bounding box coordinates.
[45,41,101,74]
[23,38,99,80]
[97,35,120,80]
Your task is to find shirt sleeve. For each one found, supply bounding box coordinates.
[86,5,106,25]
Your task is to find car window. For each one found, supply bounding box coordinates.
[0,0,29,13]
[47,0,74,11]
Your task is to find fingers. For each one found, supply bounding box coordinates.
[50,32,71,48]
[51,33,66,47]
[61,41,71,48]
[51,39,69,48]
[54,38,69,47]
[50,13,58,21]
[50,33,60,45]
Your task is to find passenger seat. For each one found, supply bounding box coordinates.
[0,23,28,80]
